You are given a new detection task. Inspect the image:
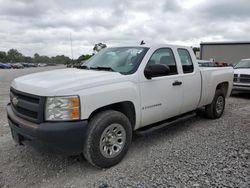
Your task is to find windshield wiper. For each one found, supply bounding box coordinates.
[89,66,115,72]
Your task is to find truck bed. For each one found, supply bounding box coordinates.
[198,66,234,107]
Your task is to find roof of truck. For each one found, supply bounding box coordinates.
[110,44,192,49]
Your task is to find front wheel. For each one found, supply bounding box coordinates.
[205,90,225,119]
[83,110,132,168]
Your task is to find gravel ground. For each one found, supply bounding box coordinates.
[0,67,249,188]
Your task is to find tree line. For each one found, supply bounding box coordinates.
[0,43,108,65]
[0,49,93,65]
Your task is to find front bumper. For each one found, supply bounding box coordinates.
[7,104,88,155]
[233,83,250,92]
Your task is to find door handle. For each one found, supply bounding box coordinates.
[172,80,182,86]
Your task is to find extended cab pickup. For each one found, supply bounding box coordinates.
[7,44,233,168]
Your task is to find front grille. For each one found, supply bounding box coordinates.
[10,88,45,123]
[239,74,250,83]
[233,74,250,83]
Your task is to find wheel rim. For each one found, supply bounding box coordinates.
[216,96,224,115]
[99,123,126,158]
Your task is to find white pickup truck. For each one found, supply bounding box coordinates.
[7,44,233,168]
[233,59,250,92]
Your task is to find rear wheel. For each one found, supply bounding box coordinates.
[205,90,225,119]
[84,110,132,168]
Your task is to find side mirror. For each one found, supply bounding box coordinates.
[144,64,170,79]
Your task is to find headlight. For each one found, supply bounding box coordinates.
[45,96,80,121]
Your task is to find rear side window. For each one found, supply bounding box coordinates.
[147,48,178,75]
[177,48,194,73]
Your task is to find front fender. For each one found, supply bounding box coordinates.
[79,81,141,128]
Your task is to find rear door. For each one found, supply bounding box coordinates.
[176,48,201,113]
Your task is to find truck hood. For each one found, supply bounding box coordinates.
[234,68,250,75]
[11,68,125,96]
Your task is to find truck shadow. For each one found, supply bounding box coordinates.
[231,92,250,99]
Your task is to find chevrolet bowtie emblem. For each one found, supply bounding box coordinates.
[12,96,18,106]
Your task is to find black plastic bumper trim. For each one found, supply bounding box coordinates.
[7,104,88,155]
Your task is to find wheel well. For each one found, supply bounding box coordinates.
[216,82,229,96]
[89,101,136,130]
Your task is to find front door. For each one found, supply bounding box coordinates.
[139,48,183,127]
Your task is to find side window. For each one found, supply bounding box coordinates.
[177,48,194,73]
[147,48,178,75]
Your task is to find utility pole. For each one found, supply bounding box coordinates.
[70,33,74,60]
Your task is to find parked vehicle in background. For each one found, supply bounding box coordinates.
[21,62,37,68]
[233,59,250,92]
[0,63,12,69]
[7,44,233,168]
[21,63,29,67]
[66,63,72,68]
[6,63,12,69]
[73,62,82,68]
[47,63,57,66]
[12,63,24,69]
[229,63,235,67]
[38,63,47,67]
[28,63,37,67]
[215,61,228,67]
[198,60,216,67]
[198,60,229,67]
[66,62,82,68]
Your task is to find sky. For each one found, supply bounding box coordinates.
[0,0,250,58]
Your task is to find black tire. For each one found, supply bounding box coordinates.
[205,90,225,119]
[83,110,132,168]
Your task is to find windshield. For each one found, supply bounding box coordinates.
[234,59,250,69]
[82,47,148,74]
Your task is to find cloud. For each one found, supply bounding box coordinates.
[0,0,250,58]
[163,0,182,12]
[0,0,48,18]
[198,0,250,20]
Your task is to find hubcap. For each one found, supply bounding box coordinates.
[216,96,224,114]
[99,124,126,158]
